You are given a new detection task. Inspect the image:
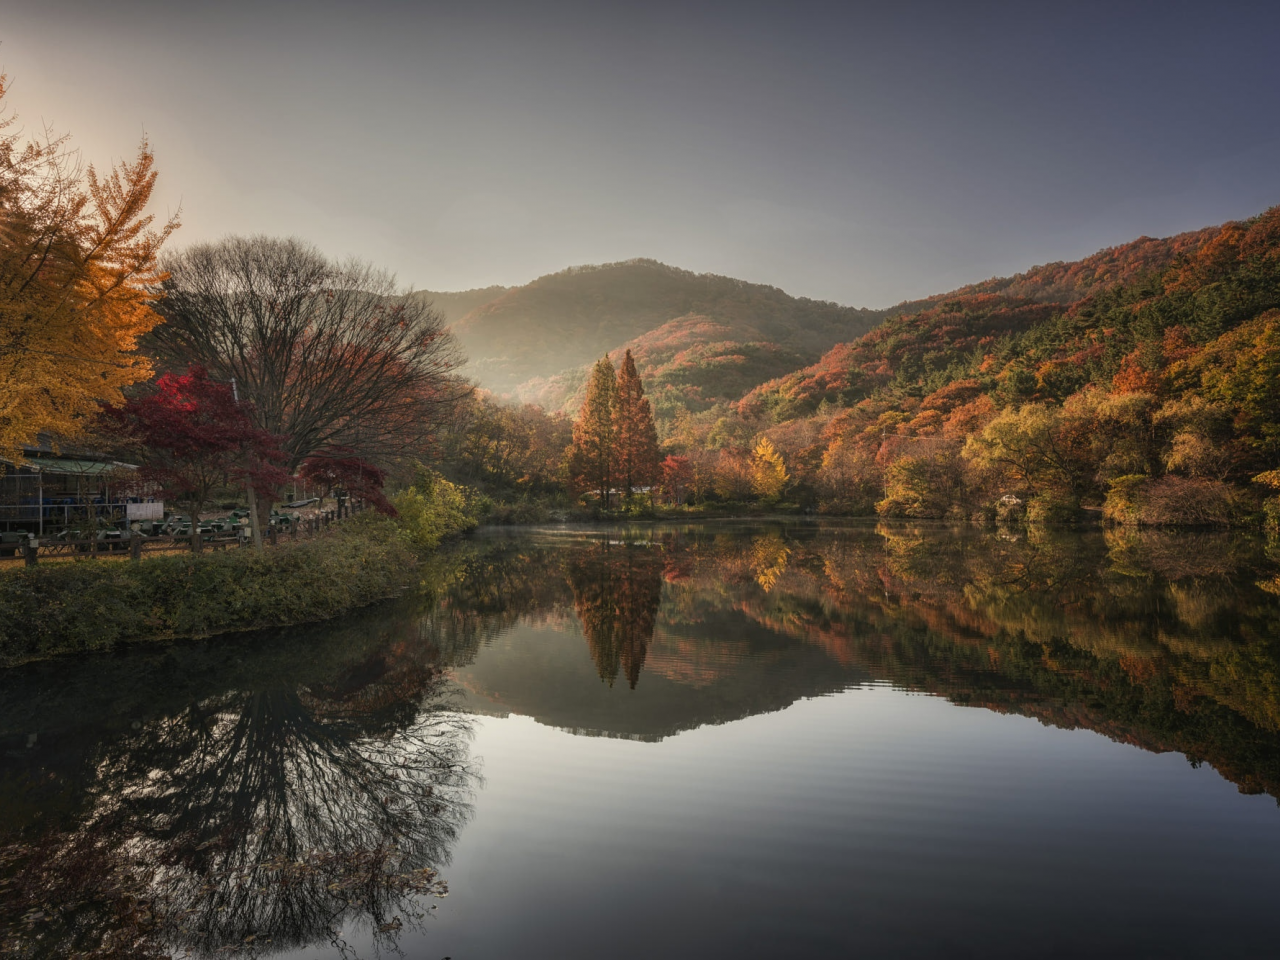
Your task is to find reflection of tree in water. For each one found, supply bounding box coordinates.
[568,544,665,688]
[750,534,792,592]
[2,650,477,959]
[416,541,578,668]
[668,522,1280,799]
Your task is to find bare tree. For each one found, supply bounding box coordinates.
[150,236,470,469]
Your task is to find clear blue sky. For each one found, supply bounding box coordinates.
[4,0,1278,306]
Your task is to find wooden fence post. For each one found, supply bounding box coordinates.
[24,539,37,567]
[269,525,278,546]
[191,528,202,554]
[130,535,142,563]
[90,534,98,558]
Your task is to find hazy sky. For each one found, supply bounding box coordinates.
[4,1,1278,306]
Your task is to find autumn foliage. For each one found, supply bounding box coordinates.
[103,365,288,517]
[299,450,395,515]
[0,75,179,461]
[635,204,1280,523]
[569,350,660,502]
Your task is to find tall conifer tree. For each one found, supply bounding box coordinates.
[570,356,618,501]
[614,349,660,497]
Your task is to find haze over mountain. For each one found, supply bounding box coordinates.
[407,285,512,327]
[429,204,1279,442]
[424,258,891,416]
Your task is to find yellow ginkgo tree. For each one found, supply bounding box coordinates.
[750,436,790,502]
[0,74,178,462]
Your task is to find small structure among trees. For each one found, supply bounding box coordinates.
[102,364,290,527]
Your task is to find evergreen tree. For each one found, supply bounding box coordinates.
[614,349,660,497]
[569,356,618,501]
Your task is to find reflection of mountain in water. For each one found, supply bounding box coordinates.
[439,524,1280,798]
[450,612,871,742]
[6,522,1280,956]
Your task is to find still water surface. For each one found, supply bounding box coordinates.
[5,522,1280,958]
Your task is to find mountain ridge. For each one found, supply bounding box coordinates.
[435,258,890,408]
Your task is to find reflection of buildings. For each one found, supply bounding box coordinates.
[568,544,665,689]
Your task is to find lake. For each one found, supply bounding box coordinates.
[4,521,1280,958]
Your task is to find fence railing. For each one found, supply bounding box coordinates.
[0,502,367,567]
[0,500,160,536]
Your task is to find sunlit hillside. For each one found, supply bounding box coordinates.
[741,214,1272,419]
[441,258,888,401]
[407,285,512,325]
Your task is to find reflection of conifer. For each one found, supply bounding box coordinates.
[568,544,664,688]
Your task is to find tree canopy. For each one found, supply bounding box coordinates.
[0,75,179,461]
[150,236,467,471]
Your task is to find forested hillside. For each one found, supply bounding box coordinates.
[435,206,1280,529]
[668,205,1280,523]
[740,223,1231,418]
[446,259,887,399]
[407,285,511,325]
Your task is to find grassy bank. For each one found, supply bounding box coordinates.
[0,514,420,667]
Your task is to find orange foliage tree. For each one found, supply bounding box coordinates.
[613,349,660,497]
[568,357,618,501]
[0,75,179,461]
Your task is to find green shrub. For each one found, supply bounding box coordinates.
[1103,475,1149,525]
[392,466,481,548]
[1026,490,1081,524]
[876,454,960,519]
[1106,475,1254,527]
[993,496,1025,523]
[485,497,552,525]
[0,516,418,666]
[1266,496,1280,534]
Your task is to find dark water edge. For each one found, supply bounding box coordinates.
[4,520,1280,958]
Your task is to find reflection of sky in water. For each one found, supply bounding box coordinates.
[10,523,1280,959]
[301,685,1280,959]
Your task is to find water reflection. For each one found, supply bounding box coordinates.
[568,543,664,688]
[439,523,1280,798]
[4,522,1280,957]
[1,614,477,958]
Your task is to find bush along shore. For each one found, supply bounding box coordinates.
[0,473,483,668]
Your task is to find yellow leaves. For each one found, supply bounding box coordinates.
[750,436,789,501]
[0,82,178,462]
[1252,470,1280,491]
[750,533,791,591]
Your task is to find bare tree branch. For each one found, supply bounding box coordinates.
[151,236,471,470]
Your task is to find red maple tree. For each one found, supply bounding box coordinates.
[298,448,396,515]
[104,365,289,518]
